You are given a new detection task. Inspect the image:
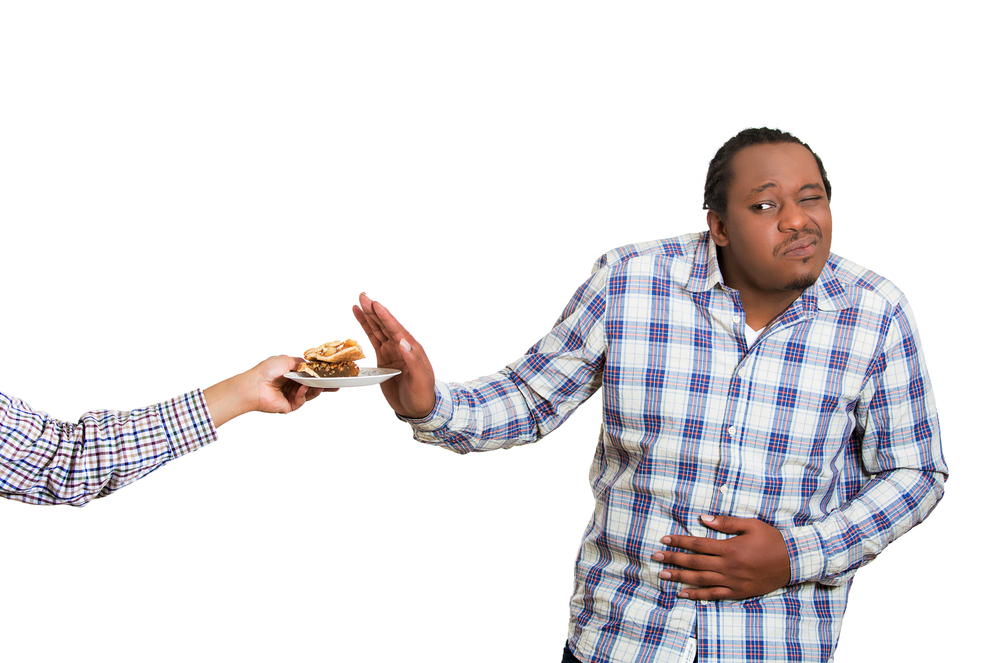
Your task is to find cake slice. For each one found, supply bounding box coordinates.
[296,340,365,378]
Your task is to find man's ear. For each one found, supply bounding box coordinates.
[707,209,729,247]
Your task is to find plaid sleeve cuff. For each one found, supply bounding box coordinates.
[781,524,826,585]
[396,381,454,431]
[157,389,219,459]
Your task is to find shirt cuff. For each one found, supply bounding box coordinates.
[157,390,219,459]
[395,381,454,431]
[781,523,826,585]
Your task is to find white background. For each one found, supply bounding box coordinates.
[0,2,993,661]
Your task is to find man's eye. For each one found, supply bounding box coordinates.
[752,202,776,211]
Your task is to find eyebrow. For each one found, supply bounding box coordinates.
[745,183,776,200]
[744,182,824,200]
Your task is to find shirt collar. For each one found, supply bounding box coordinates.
[811,257,851,312]
[684,232,725,293]
[685,232,851,312]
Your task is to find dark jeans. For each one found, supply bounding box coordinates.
[561,643,583,663]
[562,642,696,662]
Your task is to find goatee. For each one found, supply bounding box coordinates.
[784,275,818,292]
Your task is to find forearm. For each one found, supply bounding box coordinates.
[782,297,948,586]
[781,467,945,586]
[0,390,217,506]
[405,268,607,452]
[407,372,546,453]
[203,371,259,428]
[408,359,602,453]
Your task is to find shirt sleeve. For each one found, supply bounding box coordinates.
[406,266,609,453]
[781,297,948,586]
[0,389,218,506]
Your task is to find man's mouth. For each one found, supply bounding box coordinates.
[776,233,820,258]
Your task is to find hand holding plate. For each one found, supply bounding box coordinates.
[205,355,331,427]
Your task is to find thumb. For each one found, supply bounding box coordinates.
[700,514,746,534]
[396,337,436,418]
[399,337,419,370]
[400,338,433,376]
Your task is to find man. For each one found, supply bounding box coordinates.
[1,355,328,505]
[353,128,947,662]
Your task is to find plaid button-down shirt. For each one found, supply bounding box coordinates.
[1,390,217,506]
[408,232,947,663]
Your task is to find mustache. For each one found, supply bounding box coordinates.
[773,229,823,257]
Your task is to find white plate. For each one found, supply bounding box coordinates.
[283,367,401,388]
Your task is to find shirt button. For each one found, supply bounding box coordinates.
[732,314,740,324]
[728,426,736,437]
[719,484,729,494]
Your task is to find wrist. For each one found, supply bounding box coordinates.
[204,370,257,428]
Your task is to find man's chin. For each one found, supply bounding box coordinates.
[784,275,818,292]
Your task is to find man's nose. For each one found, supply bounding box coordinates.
[777,204,810,232]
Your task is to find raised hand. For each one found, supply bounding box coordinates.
[352,293,436,418]
[652,514,791,601]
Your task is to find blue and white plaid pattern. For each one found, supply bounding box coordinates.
[1,390,217,506]
[408,232,947,663]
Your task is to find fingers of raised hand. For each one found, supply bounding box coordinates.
[359,296,429,363]
[369,299,409,343]
[353,305,385,351]
[355,298,390,344]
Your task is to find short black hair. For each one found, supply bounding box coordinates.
[702,127,832,215]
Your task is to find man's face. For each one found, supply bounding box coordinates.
[708,142,832,296]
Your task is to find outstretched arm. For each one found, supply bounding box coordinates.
[1,355,332,506]
[355,267,607,455]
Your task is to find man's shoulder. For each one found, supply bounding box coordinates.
[826,253,908,311]
[594,232,705,271]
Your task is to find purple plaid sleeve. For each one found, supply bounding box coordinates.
[0,389,218,506]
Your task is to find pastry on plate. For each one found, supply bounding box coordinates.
[296,340,365,378]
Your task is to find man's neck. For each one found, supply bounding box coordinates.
[717,251,805,330]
